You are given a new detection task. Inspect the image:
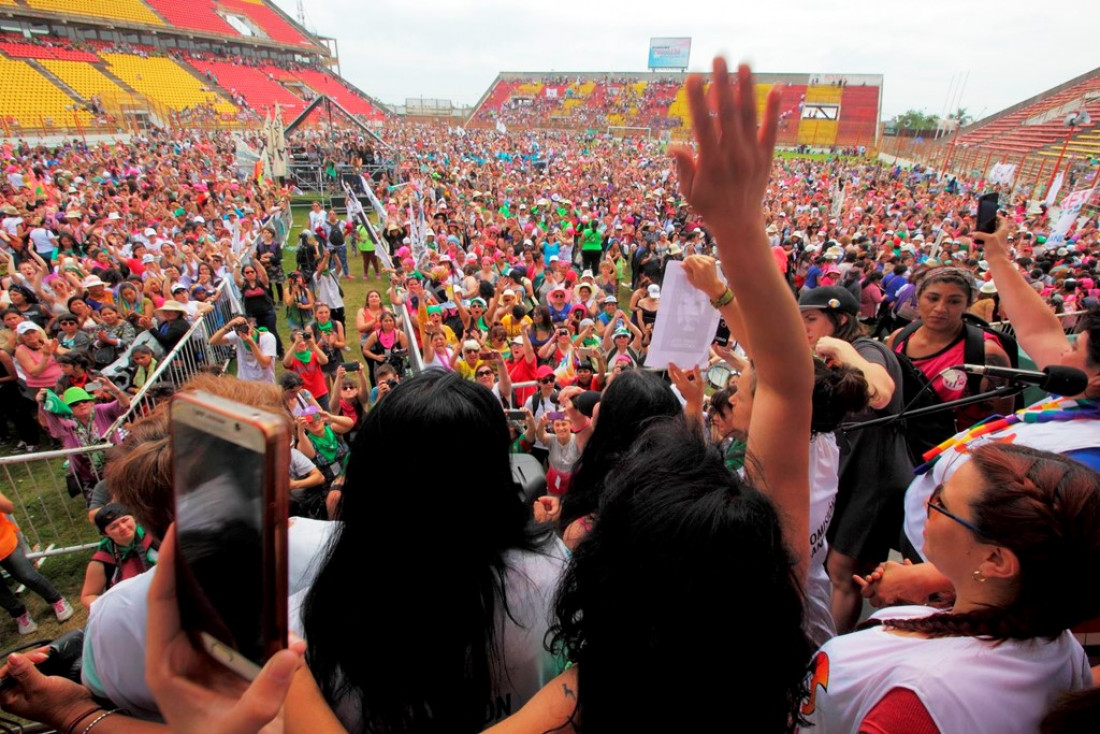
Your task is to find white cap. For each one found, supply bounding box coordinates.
[647,284,661,299]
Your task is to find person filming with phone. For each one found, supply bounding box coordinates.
[211,315,277,384]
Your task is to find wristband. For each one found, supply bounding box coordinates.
[64,707,103,734]
[710,288,734,309]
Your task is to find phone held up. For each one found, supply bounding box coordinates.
[976,192,999,235]
[170,391,289,680]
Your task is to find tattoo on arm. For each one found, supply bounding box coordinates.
[562,683,576,699]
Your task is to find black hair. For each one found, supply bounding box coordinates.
[560,370,681,528]
[302,372,545,733]
[810,360,869,434]
[551,420,810,733]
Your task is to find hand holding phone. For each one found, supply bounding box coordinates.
[171,392,289,680]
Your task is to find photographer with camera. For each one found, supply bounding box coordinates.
[210,315,277,384]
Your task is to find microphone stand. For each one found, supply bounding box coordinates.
[841,384,1026,433]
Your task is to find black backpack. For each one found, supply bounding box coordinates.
[892,314,1021,462]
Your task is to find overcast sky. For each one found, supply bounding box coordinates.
[275,0,1097,122]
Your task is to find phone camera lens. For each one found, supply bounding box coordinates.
[234,422,241,431]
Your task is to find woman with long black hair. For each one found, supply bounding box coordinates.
[295,371,567,732]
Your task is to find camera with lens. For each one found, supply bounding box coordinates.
[385,379,398,389]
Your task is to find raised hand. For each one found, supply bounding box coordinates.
[671,58,780,239]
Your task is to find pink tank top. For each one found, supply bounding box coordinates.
[897,330,999,404]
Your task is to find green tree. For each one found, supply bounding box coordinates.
[894,109,939,130]
[948,107,973,125]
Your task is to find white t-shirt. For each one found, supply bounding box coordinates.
[287,538,569,731]
[29,227,55,254]
[904,402,1100,558]
[81,517,338,720]
[800,605,1091,734]
[805,433,839,648]
[222,330,277,383]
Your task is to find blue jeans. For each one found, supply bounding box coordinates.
[0,543,62,618]
[329,245,349,277]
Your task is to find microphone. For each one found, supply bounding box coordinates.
[953,364,1088,396]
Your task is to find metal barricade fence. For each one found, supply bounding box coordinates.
[2,285,239,560]
[990,310,1088,341]
[0,445,108,559]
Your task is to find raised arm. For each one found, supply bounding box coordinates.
[673,59,813,582]
[975,215,1070,371]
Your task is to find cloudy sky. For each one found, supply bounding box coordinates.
[275,0,1096,122]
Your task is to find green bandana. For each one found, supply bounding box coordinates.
[294,349,313,364]
[315,321,333,333]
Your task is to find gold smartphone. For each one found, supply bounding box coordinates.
[170,391,289,680]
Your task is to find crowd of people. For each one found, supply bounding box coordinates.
[0,56,1098,734]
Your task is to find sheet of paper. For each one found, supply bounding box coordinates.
[644,260,721,370]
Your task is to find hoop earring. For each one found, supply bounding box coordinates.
[972,569,987,583]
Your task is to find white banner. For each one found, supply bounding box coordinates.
[987,163,1016,186]
[1048,187,1095,246]
[644,261,720,370]
[1043,171,1065,207]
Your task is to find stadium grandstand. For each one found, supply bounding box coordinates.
[467,71,883,149]
[0,0,388,136]
[933,66,1100,190]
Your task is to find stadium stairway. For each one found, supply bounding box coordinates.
[100,53,237,114]
[0,56,92,130]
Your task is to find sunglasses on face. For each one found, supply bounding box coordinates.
[476,370,493,377]
[539,377,556,384]
[927,483,990,539]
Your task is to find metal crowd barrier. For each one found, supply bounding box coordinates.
[990,310,1087,340]
[1,284,239,560]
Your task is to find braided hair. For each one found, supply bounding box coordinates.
[879,444,1100,641]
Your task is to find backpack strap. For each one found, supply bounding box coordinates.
[962,323,987,397]
[894,319,923,355]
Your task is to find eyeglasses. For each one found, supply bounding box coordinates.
[927,483,990,539]
[476,370,494,377]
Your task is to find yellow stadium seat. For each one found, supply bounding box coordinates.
[40,59,129,104]
[797,119,839,146]
[0,58,92,129]
[805,85,843,104]
[101,54,236,114]
[24,0,165,26]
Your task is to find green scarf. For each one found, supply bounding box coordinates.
[310,425,339,463]
[315,320,334,334]
[294,349,313,364]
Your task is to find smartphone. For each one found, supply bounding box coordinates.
[84,380,105,392]
[976,192,999,234]
[504,409,526,421]
[340,361,361,372]
[171,391,289,680]
[478,350,495,360]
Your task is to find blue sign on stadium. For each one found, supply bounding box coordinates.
[648,37,691,70]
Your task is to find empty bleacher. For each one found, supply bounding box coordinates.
[142,0,239,36]
[0,57,91,130]
[38,59,130,106]
[219,0,313,47]
[101,53,236,114]
[288,68,385,118]
[955,69,1100,158]
[836,86,879,147]
[185,58,306,115]
[22,0,165,27]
